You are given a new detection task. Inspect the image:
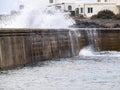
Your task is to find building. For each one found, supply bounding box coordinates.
[49,0,120,17]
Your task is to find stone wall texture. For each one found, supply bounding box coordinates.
[0,28,120,69]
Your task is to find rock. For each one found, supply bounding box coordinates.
[113,24,120,28]
[71,20,107,28]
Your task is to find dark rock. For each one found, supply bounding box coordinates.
[113,24,120,28]
[71,20,107,28]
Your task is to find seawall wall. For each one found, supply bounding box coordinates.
[0,29,87,69]
[0,28,120,69]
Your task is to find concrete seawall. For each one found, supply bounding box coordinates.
[0,28,120,69]
[0,29,86,69]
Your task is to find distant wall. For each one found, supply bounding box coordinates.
[0,28,120,69]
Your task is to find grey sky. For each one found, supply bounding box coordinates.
[0,0,94,14]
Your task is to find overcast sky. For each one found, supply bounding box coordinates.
[0,0,94,14]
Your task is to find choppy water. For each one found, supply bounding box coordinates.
[0,52,120,90]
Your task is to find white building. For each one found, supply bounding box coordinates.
[49,0,120,17]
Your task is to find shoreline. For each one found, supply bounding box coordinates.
[72,18,120,28]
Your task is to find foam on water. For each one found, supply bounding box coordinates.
[0,0,75,29]
[79,46,95,56]
[79,45,120,58]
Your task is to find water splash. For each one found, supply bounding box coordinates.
[79,45,120,57]
[79,46,95,56]
[86,29,99,51]
[69,29,81,56]
[0,0,75,29]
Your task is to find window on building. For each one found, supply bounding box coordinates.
[105,0,107,2]
[75,8,79,15]
[80,8,83,13]
[49,0,53,3]
[88,7,93,13]
[97,0,101,2]
[19,5,24,10]
[68,5,72,11]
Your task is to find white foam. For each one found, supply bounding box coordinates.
[79,46,95,56]
[0,0,75,29]
[79,45,120,57]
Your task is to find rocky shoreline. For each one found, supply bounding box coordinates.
[72,19,120,28]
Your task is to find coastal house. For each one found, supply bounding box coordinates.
[49,0,120,17]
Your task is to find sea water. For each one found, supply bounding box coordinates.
[0,52,120,90]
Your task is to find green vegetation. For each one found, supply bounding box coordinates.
[91,10,115,19]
